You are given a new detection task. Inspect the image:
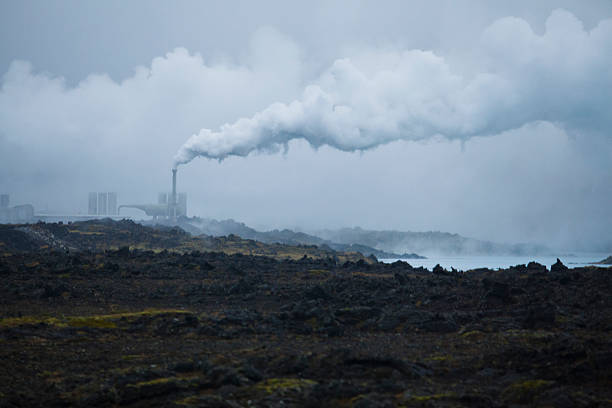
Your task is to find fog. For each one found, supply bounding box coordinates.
[1,1,611,252]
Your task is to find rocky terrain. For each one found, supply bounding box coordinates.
[0,221,611,407]
[173,217,553,258]
[167,217,425,260]
[0,220,373,264]
[315,227,552,257]
[596,255,612,265]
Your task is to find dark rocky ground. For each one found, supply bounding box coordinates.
[0,221,611,407]
[597,255,612,265]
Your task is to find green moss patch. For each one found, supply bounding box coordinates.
[0,309,192,329]
[502,379,554,403]
[255,378,317,394]
[403,393,456,402]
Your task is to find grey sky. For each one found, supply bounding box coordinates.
[3,0,611,82]
[1,1,611,251]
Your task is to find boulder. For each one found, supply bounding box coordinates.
[551,258,568,273]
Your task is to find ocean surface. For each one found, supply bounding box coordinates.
[380,253,611,271]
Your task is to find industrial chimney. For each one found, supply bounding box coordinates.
[171,168,177,220]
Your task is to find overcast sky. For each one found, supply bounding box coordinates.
[1,0,611,251]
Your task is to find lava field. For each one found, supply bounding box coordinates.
[0,221,611,407]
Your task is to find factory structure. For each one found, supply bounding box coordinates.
[1,192,123,224]
[1,170,186,224]
[88,192,118,215]
[0,194,34,223]
[119,169,187,221]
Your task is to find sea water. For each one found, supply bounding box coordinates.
[379,253,611,271]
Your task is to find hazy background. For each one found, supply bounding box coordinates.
[1,0,611,251]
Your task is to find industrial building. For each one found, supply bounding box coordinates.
[89,192,118,215]
[119,169,187,221]
[1,191,130,224]
[108,193,117,216]
[0,194,35,223]
[88,192,97,215]
[2,169,184,224]
[156,191,187,218]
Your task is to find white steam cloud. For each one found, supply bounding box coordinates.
[174,10,612,167]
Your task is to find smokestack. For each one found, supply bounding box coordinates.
[172,168,177,219]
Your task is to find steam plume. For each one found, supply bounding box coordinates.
[174,10,612,167]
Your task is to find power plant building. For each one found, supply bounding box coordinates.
[177,193,187,217]
[97,193,108,215]
[107,192,117,215]
[88,192,118,215]
[0,194,35,223]
[119,169,187,221]
[88,192,98,215]
[2,171,184,223]
[2,191,125,224]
